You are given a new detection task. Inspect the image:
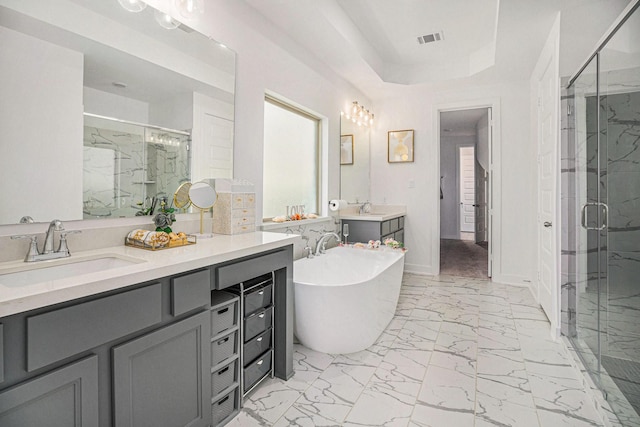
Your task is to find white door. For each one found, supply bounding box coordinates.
[536,47,559,332]
[191,113,233,183]
[459,146,475,233]
[475,161,487,243]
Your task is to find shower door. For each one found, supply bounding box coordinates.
[570,3,640,423]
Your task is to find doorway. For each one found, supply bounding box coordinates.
[439,108,491,278]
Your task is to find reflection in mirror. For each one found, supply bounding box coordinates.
[340,116,371,203]
[0,0,235,225]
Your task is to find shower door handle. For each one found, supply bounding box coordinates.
[581,202,608,230]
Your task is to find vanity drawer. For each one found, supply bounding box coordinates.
[211,330,237,367]
[244,283,272,317]
[389,218,400,233]
[27,283,162,371]
[232,208,255,219]
[381,220,391,236]
[171,268,210,316]
[0,323,4,383]
[212,387,237,426]
[212,358,237,397]
[244,306,272,343]
[244,350,272,391]
[211,300,237,336]
[244,328,271,367]
[399,216,405,229]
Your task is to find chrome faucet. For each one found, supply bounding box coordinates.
[43,219,64,254]
[315,232,341,255]
[11,219,81,262]
[359,201,372,214]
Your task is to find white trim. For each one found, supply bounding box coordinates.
[433,99,501,277]
[404,263,437,276]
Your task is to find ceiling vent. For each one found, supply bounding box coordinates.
[417,31,444,45]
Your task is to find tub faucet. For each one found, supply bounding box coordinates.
[304,246,314,259]
[359,201,371,214]
[315,232,341,255]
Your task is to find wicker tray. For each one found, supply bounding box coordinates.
[125,234,197,251]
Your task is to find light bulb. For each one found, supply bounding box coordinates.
[175,0,204,19]
[352,101,358,114]
[154,9,180,29]
[118,0,147,13]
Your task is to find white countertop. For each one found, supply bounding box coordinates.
[0,232,297,318]
[339,211,406,221]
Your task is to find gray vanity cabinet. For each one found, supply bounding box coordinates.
[113,310,210,427]
[342,215,405,243]
[0,355,99,427]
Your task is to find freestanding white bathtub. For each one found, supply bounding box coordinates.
[293,245,405,354]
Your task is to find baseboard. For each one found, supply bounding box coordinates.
[491,274,532,287]
[404,263,436,276]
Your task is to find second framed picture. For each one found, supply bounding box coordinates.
[388,130,414,163]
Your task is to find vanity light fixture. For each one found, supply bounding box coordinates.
[341,101,374,127]
[117,0,147,13]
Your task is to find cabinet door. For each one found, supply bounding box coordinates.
[0,355,98,427]
[113,311,211,427]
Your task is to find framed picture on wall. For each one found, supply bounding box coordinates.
[388,130,414,163]
[341,134,354,165]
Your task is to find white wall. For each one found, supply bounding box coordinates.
[372,81,535,283]
[0,26,84,224]
[440,134,476,240]
[476,111,490,172]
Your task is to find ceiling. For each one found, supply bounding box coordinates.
[441,108,488,134]
[242,0,565,97]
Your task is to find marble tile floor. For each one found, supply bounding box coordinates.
[229,273,610,427]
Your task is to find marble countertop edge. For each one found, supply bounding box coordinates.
[0,231,298,317]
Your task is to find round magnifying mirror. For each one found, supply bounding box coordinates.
[174,182,192,210]
[188,181,217,238]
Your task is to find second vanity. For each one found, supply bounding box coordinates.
[340,205,406,244]
[0,232,296,427]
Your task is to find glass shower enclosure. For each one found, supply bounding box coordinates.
[564,2,640,425]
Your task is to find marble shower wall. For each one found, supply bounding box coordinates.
[83,117,189,219]
[600,90,640,362]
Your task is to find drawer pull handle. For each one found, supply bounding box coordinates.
[218,366,229,375]
[218,307,229,315]
[258,313,265,319]
[218,396,230,405]
[258,290,264,295]
[257,360,264,365]
[218,337,230,345]
[257,337,263,342]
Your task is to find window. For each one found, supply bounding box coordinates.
[263,97,320,219]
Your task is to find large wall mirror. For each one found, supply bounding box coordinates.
[0,0,235,224]
[340,116,371,203]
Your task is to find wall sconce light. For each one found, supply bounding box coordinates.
[341,101,374,127]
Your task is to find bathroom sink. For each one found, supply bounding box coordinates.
[0,254,145,287]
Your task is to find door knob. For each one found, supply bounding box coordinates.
[543,221,552,227]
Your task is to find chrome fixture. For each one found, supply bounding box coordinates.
[315,233,341,255]
[11,220,82,262]
[304,246,314,259]
[359,201,372,215]
[341,101,374,127]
